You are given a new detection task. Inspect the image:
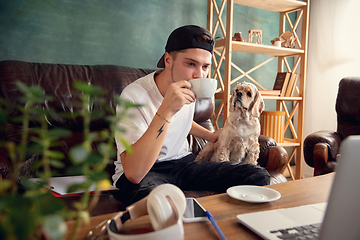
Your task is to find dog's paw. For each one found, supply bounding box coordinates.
[195,143,215,162]
[243,155,259,165]
[217,152,230,162]
[220,158,230,162]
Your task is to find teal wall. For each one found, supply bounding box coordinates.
[0,0,294,111]
[0,0,209,68]
[230,4,280,90]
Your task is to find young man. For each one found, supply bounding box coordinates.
[113,25,270,205]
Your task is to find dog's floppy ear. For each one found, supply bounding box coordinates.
[229,83,239,113]
[251,87,265,118]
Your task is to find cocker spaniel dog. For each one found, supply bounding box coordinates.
[195,81,265,164]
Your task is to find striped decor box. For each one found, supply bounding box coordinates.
[260,111,285,143]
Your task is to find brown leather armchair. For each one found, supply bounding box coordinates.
[304,77,360,176]
[0,60,287,214]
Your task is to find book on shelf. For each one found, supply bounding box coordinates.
[273,72,291,97]
[285,73,299,97]
[259,90,281,96]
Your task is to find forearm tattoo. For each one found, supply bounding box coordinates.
[156,122,165,139]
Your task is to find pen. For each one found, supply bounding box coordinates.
[205,210,227,240]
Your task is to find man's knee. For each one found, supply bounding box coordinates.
[114,173,170,206]
[248,166,270,186]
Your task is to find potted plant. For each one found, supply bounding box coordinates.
[0,81,134,240]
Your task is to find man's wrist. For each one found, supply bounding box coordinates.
[155,112,171,123]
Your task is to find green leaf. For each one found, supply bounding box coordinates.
[67,182,90,194]
[12,207,36,240]
[27,141,44,154]
[0,179,12,192]
[49,159,65,168]
[66,165,85,176]
[88,171,108,182]
[2,194,37,240]
[98,130,110,141]
[97,142,109,155]
[98,143,116,158]
[69,145,89,164]
[88,132,100,142]
[21,178,43,191]
[48,150,65,160]
[115,126,127,134]
[58,111,81,119]
[42,215,67,240]
[89,97,105,105]
[73,81,104,96]
[28,85,44,97]
[15,81,30,95]
[91,109,105,119]
[79,210,90,225]
[105,115,117,124]
[27,158,43,170]
[114,97,141,110]
[72,202,83,211]
[120,136,132,154]
[35,192,65,215]
[125,101,142,109]
[11,115,27,124]
[23,189,45,197]
[48,128,72,140]
[86,152,103,165]
[66,183,82,194]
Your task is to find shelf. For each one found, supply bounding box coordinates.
[231,0,307,12]
[215,39,304,56]
[261,95,302,101]
[277,139,301,147]
[208,0,309,180]
[215,92,302,101]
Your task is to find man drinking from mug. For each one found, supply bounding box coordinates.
[112,25,270,205]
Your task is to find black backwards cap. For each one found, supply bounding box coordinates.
[157,25,214,68]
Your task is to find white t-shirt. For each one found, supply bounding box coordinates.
[112,71,195,185]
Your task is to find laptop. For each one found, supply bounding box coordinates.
[237,135,360,240]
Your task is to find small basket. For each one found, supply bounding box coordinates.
[260,111,285,143]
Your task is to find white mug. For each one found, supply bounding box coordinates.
[189,78,217,99]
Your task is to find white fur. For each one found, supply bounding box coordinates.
[195,81,265,164]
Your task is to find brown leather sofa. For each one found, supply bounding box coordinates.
[304,77,360,176]
[0,60,287,215]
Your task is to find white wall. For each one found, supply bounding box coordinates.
[303,0,360,176]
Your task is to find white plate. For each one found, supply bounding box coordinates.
[226,185,281,203]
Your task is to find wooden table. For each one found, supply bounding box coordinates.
[66,173,334,240]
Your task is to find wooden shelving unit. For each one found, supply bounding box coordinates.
[207,0,310,180]
[215,39,304,56]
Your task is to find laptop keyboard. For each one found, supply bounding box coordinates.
[270,223,322,239]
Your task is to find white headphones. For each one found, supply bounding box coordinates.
[107,184,186,240]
